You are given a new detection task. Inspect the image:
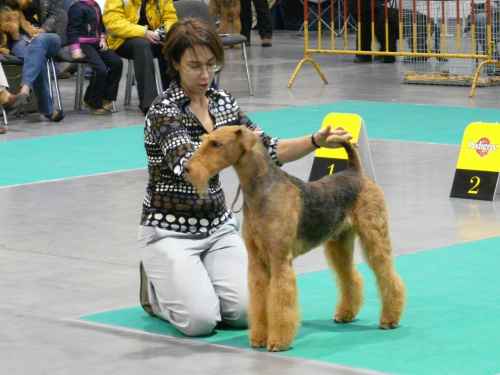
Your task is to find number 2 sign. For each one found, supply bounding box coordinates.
[450,122,500,201]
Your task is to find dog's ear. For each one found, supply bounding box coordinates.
[235,126,258,152]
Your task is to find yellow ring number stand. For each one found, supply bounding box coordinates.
[309,113,376,182]
[450,122,500,201]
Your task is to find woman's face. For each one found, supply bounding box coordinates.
[174,45,219,97]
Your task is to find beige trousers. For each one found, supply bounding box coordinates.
[0,62,10,91]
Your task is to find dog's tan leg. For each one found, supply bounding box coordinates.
[229,3,242,48]
[324,229,364,323]
[19,15,44,38]
[219,8,230,34]
[1,21,20,40]
[353,182,407,329]
[208,0,220,24]
[247,254,270,348]
[0,33,10,54]
[266,253,300,352]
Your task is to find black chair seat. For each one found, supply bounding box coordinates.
[0,54,24,65]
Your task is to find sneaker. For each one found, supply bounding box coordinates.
[140,261,157,317]
[83,101,108,115]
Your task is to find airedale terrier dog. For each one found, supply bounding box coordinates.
[209,0,241,48]
[0,0,44,54]
[184,126,406,352]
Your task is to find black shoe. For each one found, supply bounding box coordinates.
[140,261,157,317]
[383,56,396,63]
[353,56,372,63]
[44,110,65,122]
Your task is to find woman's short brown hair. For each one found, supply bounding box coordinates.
[163,18,225,84]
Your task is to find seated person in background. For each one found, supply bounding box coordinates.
[10,0,65,122]
[102,0,178,114]
[0,62,26,134]
[67,0,123,115]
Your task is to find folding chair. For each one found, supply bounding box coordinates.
[297,0,333,36]
[123,59,163,106]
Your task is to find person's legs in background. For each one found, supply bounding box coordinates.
[11,33,64,121]
[252,0,273,46]
[115,38,160,114]
[80,44,109,115]
[353,15,373,62]
[100,48,124,111]
[0,62,29,134]
[240,0,273,46]
[240,0,253,44]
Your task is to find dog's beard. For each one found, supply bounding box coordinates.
[185,169,212,197]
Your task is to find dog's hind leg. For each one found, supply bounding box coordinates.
[219,8,230,34]
[324,229,364,323]
[352,183,406,329]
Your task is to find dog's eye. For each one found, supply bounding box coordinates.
[210,141,220,148]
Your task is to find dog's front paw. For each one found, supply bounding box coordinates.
[249,337,267,348]
[267,340,291,352]
[333,310,356,323]
[379,319,399,330]
[249,330,267,349]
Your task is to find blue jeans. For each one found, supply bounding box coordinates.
[11,33,62,116]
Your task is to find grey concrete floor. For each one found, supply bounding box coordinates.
[1,30,499,375]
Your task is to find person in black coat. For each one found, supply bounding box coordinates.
[348,0,397,63]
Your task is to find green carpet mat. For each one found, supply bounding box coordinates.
[78,237,500,375]
[2,101,499,187]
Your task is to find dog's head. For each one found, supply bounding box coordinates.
[5,0,32,10]
[184,125,259,194]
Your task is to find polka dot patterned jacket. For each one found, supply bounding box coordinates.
[141,81,280,236]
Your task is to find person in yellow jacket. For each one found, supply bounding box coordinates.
[103,0,178,114]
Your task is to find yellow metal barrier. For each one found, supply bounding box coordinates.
[288,0,500,98]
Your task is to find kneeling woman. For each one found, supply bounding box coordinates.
[138,18,353,336]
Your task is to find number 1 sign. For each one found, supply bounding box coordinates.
[308,113,376,182]
[450,122,500,201]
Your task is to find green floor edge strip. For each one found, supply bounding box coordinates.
[78,236,500,375]
[2,101,499,187]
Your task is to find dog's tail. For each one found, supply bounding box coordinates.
[326,135,363,172]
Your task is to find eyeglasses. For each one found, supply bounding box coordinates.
[181,63,222,75]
